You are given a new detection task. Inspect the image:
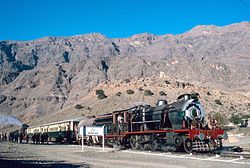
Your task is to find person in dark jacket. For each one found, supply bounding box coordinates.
[32,134,36,143]
[26,134,29,144]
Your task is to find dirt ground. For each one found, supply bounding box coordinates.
[0,141,250,168]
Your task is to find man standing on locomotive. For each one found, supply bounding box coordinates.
[117,114,124,134]
[74,124,78,142]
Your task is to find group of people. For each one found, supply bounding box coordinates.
[31,133,49,144]
[190,114,218,130]
[0,131,50,144]
[0,133,8,141]
[206,114,218,129]
[0,132,26,143]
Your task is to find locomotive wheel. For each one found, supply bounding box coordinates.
[208,139,216,150]
[140,135,151,151]
[174,135,183,147]
[149,138,158,151]
[217,139,223,149]
[146,134,157,151]
[130,135,140,150]
[183,138,193,153]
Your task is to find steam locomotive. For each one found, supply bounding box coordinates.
[79,93,227,153]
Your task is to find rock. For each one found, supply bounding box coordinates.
[0,95,7,104]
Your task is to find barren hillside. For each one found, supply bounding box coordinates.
[0,22,249,125]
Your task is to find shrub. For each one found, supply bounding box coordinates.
[116,92,122,96]
[214,99,223,105]
[164,80,171,84]
[213,112,228,126]
[96,89,107,99]
[229,114,243,125]
[144,90,154,96]
[96,89,104,95]
[126,89,134,94]
[207,91,211,96]
[123,79,131,83]
[242,114,250,119]
[98,94,107,100]
[159,91,166,96]
[74,104,84,109]
[138,87,144,92]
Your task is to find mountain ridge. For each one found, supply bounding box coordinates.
[0,22,249,125]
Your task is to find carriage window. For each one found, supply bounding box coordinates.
[61,126,66,131]
[49,127,58,132]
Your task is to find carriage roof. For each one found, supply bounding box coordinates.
[27,118,82,129]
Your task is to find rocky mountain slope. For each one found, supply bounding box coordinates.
[0,22,249,125]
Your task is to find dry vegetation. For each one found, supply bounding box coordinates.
[31,77,249,126]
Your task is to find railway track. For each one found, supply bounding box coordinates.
[219,151,250,159]
[122,146,250,162]
[84,142,250,160]
[121,149,250,166]
[175,151,250,160]
[215,146,250,159]
[186,148,250,159]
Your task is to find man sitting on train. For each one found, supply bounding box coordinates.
[205,114,218,129]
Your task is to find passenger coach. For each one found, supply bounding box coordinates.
[27,118,81,143]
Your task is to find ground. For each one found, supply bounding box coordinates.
[0,138,250,168]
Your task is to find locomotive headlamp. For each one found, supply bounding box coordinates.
[195,133,205,140]
[191,108,198,117]
[217,132,228,140]
[223,132,228,140]
[198,133,205,141]
[188,106,201,119]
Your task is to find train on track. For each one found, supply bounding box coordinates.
[7,93,227,153]
[26,119,81,143]
[78,93,228,153]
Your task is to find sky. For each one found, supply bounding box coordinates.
[0,0,249,41]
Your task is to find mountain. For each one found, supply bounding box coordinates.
[0,22,249,125]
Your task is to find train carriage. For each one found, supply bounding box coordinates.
[27,118,81,143]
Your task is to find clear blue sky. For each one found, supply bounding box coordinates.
[0,0,249,41]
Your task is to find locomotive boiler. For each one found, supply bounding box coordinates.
[128,93,204,131]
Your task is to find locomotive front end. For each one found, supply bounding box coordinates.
[168,93,205,130]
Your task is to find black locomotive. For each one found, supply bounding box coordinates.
[79,93,227,153]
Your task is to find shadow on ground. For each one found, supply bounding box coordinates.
[0,159,90,168]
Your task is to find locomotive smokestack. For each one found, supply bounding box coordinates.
[183,95,190,101]
[157,100,168,107]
